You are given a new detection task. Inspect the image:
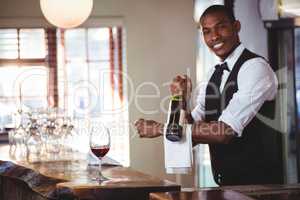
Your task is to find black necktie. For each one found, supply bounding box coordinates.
[210,62,229,92]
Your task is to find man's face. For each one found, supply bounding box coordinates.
[200,11,240,60]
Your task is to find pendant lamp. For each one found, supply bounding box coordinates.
[40,0,93,28]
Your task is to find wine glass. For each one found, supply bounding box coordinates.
[89,124,110,182]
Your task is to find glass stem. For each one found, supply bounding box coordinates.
[98,157,102,177]
[97,157,108,182]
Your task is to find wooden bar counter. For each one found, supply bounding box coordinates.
[150,184,300,200]
[0,145,180,200]
[150,190,257,200]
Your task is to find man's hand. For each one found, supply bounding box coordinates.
[170,75,192,101]
[134,119,164,138]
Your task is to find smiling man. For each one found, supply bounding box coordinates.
[135,5,281,186]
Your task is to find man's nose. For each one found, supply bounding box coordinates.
[211,29,220,41]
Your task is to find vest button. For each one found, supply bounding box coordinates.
[217,174,222,184]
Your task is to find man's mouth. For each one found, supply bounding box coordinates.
[212,42,224,50]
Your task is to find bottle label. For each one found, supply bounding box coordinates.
[171,95,183,101]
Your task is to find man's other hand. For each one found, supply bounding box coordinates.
[170,74,192,100]
[134,119,164,138]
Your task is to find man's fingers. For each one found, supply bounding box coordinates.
[173,75,182,82]
[173,74,190,81]
[134,118,144,126]
[173,75,186,83]
[134,119,146,136]
[134,120,162,138]
[170,83,180,94]
[180,75,187,80]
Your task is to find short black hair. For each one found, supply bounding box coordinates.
[200,5,236,23]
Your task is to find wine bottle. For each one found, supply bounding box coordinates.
[165,95,185,142]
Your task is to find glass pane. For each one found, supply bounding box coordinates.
[88,28,110,61]
[89,61,110,86]
[65,29,87,61]
[20,29,46,58]
[89,62,110,116]
[21,68,48,108]
[0,66,48,126]
[66,62,88,83]
[0,29,18,58]
[66,62,88,117]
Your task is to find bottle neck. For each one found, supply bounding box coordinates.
[171,95,186,110]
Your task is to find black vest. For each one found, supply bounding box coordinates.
[205,49,282,185]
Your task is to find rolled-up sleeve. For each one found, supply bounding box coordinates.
[218,58,278,137]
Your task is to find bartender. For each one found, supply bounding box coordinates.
[135,5,281,186]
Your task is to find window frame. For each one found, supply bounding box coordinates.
[0,27,53,107]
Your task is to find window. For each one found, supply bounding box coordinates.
[0,26,129,166]
[57,27,129,166]
[0,29,49,125]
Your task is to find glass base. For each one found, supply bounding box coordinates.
[92,173,109,183]
[98,173,109,182]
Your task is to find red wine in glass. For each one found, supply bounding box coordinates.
[91,145,110,158]
[89,124,110,182]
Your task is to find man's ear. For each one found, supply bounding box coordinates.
[233,20,241,32]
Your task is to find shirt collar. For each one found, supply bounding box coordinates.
[218,43,245,71]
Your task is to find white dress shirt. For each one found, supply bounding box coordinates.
[191,44,278,136]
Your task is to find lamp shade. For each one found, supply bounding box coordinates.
[40,0,93,28]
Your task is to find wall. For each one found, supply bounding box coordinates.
[234,0,268,58]
[0,0,197,183]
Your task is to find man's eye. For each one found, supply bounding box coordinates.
[202,30,210,35]
[217,24,227,29]
[217,22,231,29]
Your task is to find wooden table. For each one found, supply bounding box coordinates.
[150,184,300,200]
[150,190,256,200]
[0,145,180,200]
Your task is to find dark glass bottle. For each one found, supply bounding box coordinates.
[166,95,185,142]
